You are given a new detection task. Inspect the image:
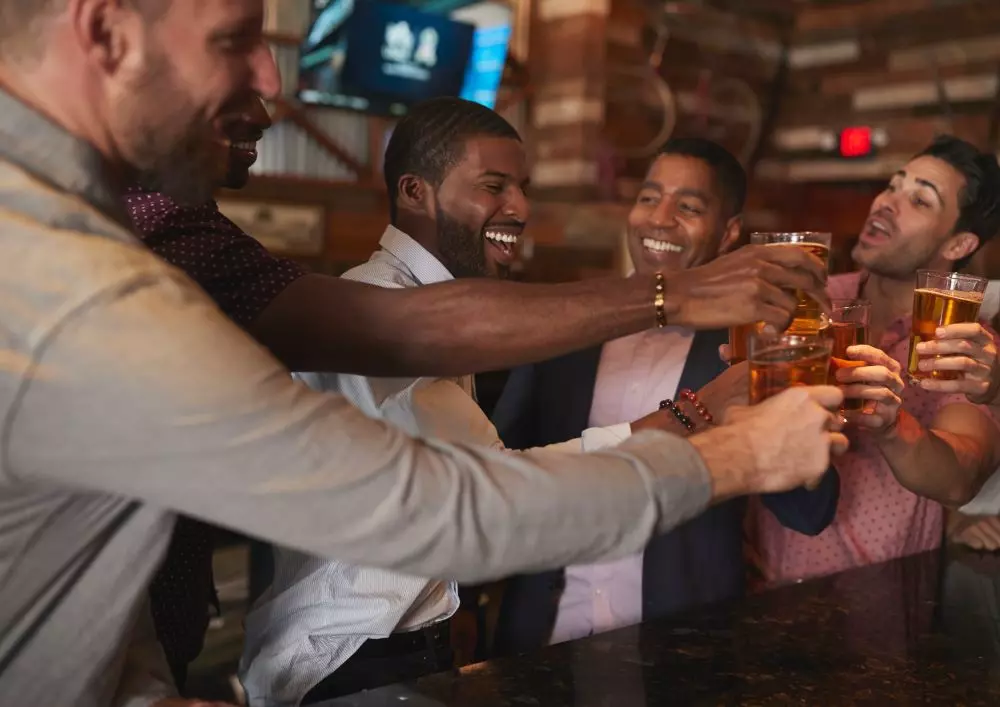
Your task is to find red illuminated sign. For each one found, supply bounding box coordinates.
[839,126,873,158]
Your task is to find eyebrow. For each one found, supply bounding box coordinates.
[894,170,945,207]
[481,170,531,188]
[638,182,711,202]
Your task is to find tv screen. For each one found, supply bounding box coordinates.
[298,0,506,116]
[459,23,509,110]
[299,0,481,116]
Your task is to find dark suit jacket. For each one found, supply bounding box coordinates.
[490,328,839,654]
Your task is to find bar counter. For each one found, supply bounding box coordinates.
[320,548,1000,706]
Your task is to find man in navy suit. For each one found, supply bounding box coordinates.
[490,138,840,653]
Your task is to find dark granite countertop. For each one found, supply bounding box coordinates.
[319,548,1000,706]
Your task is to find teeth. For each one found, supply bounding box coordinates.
[485,231,519,244]
[642,237,683,253]
[233,141,256,151]
[870,219,889,233]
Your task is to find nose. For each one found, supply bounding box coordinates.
[872,190,899,215]
[505,187,530,225]
[650,197,677,227]
[251,42,282,100]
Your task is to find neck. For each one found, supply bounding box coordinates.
[0,59,128,189]
[394,217,440,257]
[863,270,915,337]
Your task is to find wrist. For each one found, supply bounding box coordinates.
[688,426,753,503]
[641,272,681,328]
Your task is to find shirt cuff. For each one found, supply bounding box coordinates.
[960,466,1000,516]
[580,423,633,452]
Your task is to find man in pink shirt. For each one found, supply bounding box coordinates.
[750,135,1000,587]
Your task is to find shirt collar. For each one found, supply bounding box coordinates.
[0,86,131,228]
[379,225,454,286]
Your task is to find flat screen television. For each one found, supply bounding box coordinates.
[298,0,506,115]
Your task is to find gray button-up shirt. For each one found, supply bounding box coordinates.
[0,88,711,707]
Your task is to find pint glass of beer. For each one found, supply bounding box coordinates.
[729,322,755,365]
[750,232,832,333]
[907,270,988,381]
[826,300,871,411]
[748,331,832,405]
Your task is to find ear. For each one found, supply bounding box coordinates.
[941,230,980,265]
[69,0,137,73]
[396,174,433,218]
[718,215,743,255]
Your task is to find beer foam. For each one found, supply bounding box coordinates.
[914,287,984,304]
[762,240,830,252]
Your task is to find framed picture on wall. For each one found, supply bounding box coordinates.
[217,199,326,257]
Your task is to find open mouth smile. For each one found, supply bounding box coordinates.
[641,236,684,255]
[485,227,522,264]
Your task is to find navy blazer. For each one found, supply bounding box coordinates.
[490,329,839,655]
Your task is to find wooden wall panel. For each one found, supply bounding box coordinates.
[758,0,1000,183]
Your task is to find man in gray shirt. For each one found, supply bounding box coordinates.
[0,1,848,705]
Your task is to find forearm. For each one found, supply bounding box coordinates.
[19,276,717,584]
[253,273,659,376]
[875,410,992,506]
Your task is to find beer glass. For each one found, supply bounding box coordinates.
[728,322,755,365]
[748,331,832,405]
[825,299,871,411]
[907,270,988,381]
[750,231,832,333]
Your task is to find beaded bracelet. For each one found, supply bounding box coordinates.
[658,398,694,432]
[678,388,714,425]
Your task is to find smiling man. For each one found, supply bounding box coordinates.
[238,100,739,707]
[750,135,1000,587]
[123,93,287,692]
[488,138,840,654]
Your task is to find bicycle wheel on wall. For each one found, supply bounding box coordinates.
[604,64,679,159]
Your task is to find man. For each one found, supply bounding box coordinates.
[488,138,840,653]
[750,135,1000,587]
[0,2,847,705]
[240,100,759,707]
[125,95,292,690]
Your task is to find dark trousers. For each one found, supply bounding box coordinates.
[301,622,452,704]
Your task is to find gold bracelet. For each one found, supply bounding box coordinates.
[654,272,667,328]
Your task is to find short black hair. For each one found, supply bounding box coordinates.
[915,135,1000,267]
[655,137,747,218]
[383,97,521,223]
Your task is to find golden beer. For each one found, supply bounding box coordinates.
[751,232,832,334]
[824,300,870,411]
[907,287,984,380]
[729,322,754,364]
[749,338,831,405]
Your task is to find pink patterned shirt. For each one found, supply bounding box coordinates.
[748,271,997,587]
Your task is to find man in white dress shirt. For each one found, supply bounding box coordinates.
[239,99,753,706]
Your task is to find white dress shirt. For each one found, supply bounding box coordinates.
[551,327,695,645]
[239,226,633,707]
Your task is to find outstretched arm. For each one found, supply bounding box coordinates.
[252,244,828,377]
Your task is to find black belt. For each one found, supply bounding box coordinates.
[301,619,453,704]
[351,619,451,661]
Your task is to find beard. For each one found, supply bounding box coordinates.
[115,41,218,205]
[435,198,488,278]
[852,237,942,280]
